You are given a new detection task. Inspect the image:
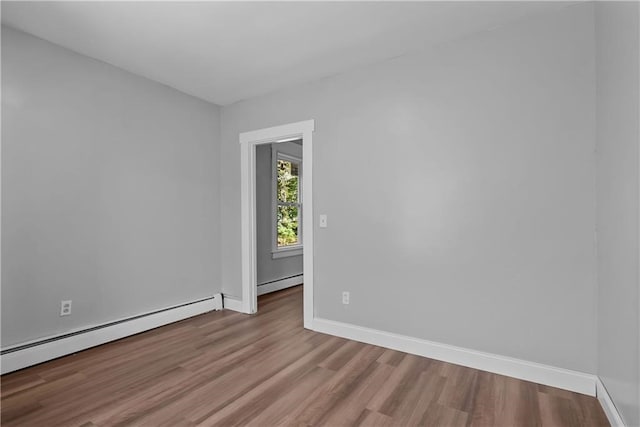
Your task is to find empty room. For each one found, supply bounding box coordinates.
[1,1,639,426]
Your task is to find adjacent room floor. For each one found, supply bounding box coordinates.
[1,286,609,426]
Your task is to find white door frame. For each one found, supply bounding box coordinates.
[239,120,315,329]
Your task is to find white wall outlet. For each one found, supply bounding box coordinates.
[342,291,350,305]
[60,300,72,316]
[319,214,328,228]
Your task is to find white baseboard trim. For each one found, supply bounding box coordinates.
[313,318,597,396]
[596,377,626,426]
[257,275,303,296]
[1,294,223,375]
[223,295,244,312]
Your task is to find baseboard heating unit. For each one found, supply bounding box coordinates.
[1,294,223,374]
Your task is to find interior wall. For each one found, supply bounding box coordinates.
[595,2,640,425]
[221,4,598,373]
[1,27,222,347]
[256,142,303,286]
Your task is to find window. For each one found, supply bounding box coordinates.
[272,149,302,258]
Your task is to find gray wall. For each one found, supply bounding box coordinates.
[221,4,598,373]
[256,142,303,286]
[595,2,640,426]
[1,27,221,347]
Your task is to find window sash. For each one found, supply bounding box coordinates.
[276,159,299,204]
[273,149,302,252]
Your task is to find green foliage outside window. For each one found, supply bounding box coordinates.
[277,159,300,246]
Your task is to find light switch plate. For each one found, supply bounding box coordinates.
[319,214,327,228]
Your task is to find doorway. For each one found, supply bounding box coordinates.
[255,141,303,295]
[239,120,315,329]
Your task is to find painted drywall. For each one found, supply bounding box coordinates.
[256,142,303,286]
[1,27,221,347]
[595,2,640,425]
[221,4,598,373]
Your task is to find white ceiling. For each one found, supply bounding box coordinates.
[2,1,572,106]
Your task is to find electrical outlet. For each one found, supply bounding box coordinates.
[60,300,72,316]
[342,291,350,305]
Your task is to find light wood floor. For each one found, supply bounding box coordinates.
[2,286,609,426]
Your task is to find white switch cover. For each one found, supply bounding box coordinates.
[319,214,328,228]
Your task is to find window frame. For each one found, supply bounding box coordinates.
[271,148,303,258]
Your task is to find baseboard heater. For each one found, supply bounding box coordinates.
[257,274,303,296]
[1,293,222,374]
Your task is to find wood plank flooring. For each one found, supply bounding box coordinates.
[1,286,609,426]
